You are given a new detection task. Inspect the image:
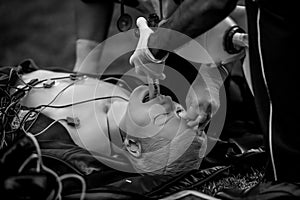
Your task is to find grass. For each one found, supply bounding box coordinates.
[0,0,75,69]
[197,166,264,196]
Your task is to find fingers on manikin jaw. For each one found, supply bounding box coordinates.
[184,103,212,129]
[158,95,175,113]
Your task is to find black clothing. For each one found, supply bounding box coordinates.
[246,0,300,182]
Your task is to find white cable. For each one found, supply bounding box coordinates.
[257,8,277,180]
[24,131,42,172]
[42,165,63,200]
[33,119,65,137]
[24,130,63,200]
[59,173,86,200]
[26,79,81,132]
[18,153,39,173]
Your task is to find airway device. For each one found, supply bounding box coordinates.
[147,77,160,100]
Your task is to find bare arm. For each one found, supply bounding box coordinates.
[148,0,238,59]
[147,0,239,128]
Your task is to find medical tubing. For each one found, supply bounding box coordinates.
[33,119,65,137]
[17,73,80,90]
[2,71,135,199]
[42,164,63,200]
[3,108,20,138]
[59,174,86,200]
[18,153,39,173]
[1,101,21,148]
[32,96,129,110]
[22,130,87,200]
[147,76,155,99]
[1,72,74,147]
[153,79,160,97]
[19,110,38,131]
[25,79,81,132]
[27,131,63,200]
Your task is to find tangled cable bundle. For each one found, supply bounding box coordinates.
[0,66,27,149]
[0,61,131,200]
[0,62,87,200]
[0,61,124,149]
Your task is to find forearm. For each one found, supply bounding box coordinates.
[149,0,238,59]
[192,64,228,98]
[183,63,228,126]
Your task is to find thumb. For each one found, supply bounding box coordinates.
[129,51,136,65]
[182,105,198,121]
[136,17,153,35]
[179,110,187,118]
[136,17,149,30]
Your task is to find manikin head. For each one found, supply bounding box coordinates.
[119,85,207,175]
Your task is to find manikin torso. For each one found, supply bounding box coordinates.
[21,70,130,156]
[19,70,206,175]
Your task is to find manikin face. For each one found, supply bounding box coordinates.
[122,85,189,139]
[120,85,207,174]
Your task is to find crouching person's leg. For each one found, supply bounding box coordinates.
[73,0,114,74]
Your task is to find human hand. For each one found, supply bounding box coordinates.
[134,0,178,19]
[181,78,220,131]
[129,17,167,80]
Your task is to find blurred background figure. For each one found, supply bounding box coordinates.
[73,0,114,74]
[0,0,142,72]
[0,0,75,69]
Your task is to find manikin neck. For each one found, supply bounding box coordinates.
[106,101,128,155]
[107,101,128,129]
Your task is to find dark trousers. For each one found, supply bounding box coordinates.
[246,0,300,182]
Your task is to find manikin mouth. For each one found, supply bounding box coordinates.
[142,90,159,103]
[142,91,150,103]
[142,84,159,103]
[175,107,183,118]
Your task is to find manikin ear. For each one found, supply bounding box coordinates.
[124,138,142,158]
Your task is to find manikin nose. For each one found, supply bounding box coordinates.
[158,95,175,113]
